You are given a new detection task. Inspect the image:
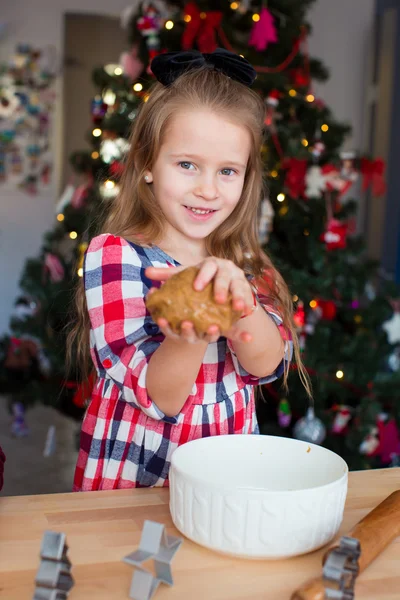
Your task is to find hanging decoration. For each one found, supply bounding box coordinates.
[305,165,326,198]
[119,44,145,81]
[382,299,400,345]
[283,158,307,199]
[293,406,326,445]
[360,157,387,197]
[44,253,65,283]
[248,7,278,52]
[0,44,57,192]
[258,195,275,244]
[277,398,292,428]
[320,218,348,251]
[331,405,352,435]
[182,3,223,53]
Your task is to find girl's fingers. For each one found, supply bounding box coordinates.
[226,327,253,343]
[157,318,180,340]
[193,260,218,291]
[230,279,254,314]
[204,325,221,343]
[180,321,198,344]
[145,266,185,282]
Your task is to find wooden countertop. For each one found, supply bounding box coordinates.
[0,468,399,599]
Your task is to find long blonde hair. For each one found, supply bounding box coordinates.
[67,66,312,398]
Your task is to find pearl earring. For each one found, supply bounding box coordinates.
[144,175,149,182]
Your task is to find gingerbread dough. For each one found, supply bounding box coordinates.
[145,266,242,335]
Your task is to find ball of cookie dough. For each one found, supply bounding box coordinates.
[145,266,242,336]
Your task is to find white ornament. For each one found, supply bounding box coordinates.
[55,184,75,214]
[359,426,379,456]
[382,312,400,345]
[305,166,326,198]
[293,406,326,445]
[100,138,130,164]
[258,196,274,244]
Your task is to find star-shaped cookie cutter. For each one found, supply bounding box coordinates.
[123,520,183,600]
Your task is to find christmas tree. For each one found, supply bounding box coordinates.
[1,0,400,467]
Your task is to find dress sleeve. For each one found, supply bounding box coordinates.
[84,234,177,423]
[227,278,293,386]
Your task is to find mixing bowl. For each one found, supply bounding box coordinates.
[169,434,348,559]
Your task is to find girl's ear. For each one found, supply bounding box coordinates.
[144,170,153,183]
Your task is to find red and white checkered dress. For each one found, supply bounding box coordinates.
[73,234,292,491]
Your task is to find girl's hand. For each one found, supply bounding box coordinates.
[146,258,255,316]
[145,258,255,343]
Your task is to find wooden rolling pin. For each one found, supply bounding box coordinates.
[291,490,400,600]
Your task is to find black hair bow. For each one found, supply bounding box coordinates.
[151,48,257,87]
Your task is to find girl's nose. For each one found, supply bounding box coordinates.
[194,177,219,201]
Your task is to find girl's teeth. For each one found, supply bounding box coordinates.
[188,207,213,214]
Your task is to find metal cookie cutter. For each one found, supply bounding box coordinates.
[123,520,183,600]
[33,531,74,600]
[323,536,361,600]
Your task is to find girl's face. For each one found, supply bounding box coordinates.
[145,108,251,250]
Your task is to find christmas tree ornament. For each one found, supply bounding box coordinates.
[293,301,306,330]
[359,426,380,457]
[317,299,337,321]
[293,406,326,445]
[321,164,355,196]
[278,398,292,428]
[360,157,387,197]
[283,157,307,199]
[382,299,400,345]
[91,96,108,124]
[331,405,352,435]
[55,184,75,214]
[182,4,223,53]
[248,7,278,52]
[119,44,144,81]
[377,415,400,464]
[71,183,90,209]
[310,141,325,160]
[387,347,400,372]
[320,218,348,251]
[44,253,65,283]
[258,195,274,244]
[305,166,326,198]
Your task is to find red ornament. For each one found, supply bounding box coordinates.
[321,164,354,196]
[266,89,281,107]
[293,301,306,329]
[320,218,348,251]
[289,67,310,88]
[182,2,223,53]
[360,157,387,197]
[283,158,307,199]
[110,160,125,178]
[248,7,278,52]
[317,299,337,320]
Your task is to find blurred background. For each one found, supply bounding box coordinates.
[0,0,400,496]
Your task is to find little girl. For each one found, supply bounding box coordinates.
[70,49,310,492]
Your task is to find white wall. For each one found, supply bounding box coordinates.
[308,0,375,152]
[0,0,376,334]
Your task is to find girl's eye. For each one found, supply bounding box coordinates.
[220,168,236,176]
[179,161,194,170]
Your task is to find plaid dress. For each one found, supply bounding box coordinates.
[73,234,292,491]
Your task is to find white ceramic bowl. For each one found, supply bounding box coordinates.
[169,434,348,559]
